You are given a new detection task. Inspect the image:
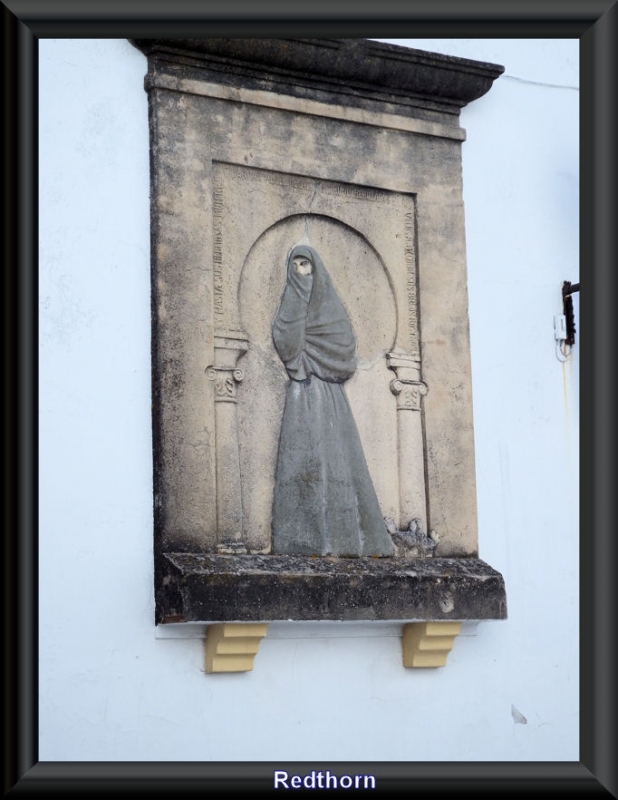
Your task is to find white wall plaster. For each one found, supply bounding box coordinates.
[39,38,578,762]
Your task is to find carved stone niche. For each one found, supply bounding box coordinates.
[131,38,507,670]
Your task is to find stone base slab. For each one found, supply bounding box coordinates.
[156,554,507,624]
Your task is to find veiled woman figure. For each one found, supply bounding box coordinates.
[271,244,394,557]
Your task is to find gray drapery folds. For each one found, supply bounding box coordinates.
[271,245,394,557]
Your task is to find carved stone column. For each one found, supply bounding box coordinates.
[206,331,249,554]
[387,352,428,532]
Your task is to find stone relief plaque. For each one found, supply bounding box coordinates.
[131,38,507,631]
[212,162,424,557]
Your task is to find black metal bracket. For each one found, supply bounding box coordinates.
[562,281,579,346]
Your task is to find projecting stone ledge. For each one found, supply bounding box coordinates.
[131,38,505,124]
[156,554,507,624]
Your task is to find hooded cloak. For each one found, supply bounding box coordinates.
[271,245,394,557]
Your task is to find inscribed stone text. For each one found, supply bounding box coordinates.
[405,209,419,358]
[212,176,225,322]
[225,165,393,205]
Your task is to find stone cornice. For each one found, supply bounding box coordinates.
[130,38,504,117]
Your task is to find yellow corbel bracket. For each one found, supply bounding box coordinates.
[402,621,462,668]
[204,623,268,673]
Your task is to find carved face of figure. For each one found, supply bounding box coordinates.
[293,256,313,276]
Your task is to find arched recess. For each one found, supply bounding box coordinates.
[237,213,400,552]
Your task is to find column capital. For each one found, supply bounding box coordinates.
[390,378,427,411]
[206,366,245,403]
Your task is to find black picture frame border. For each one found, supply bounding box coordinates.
[4,0,616,795]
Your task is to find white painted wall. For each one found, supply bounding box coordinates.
[39,38,579,762]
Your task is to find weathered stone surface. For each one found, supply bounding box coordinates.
[131,38,504,122]
[157,554,507,623]
[132,37,507,623]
